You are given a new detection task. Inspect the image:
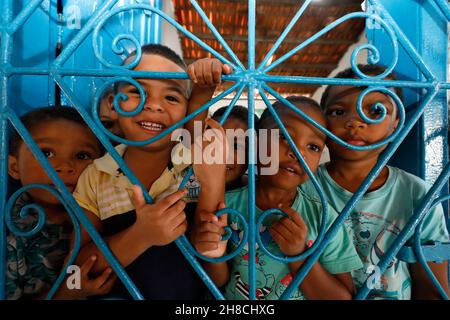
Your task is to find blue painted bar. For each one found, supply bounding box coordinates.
[247,83,257,300]
[413,216,449,299]
[246,0,256,300]
[398,241,450,264]
[0,0,13,300]
[7,0,44,35]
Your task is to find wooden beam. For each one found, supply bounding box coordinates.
[179,32,355,45]
[222,0,363,6]
[184,58,337,70]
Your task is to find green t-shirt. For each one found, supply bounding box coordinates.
[223,186,363,300]
[301,164,450,300]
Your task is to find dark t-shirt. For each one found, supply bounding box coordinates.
[102,203,207,300]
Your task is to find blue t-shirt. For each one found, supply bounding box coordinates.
[301,164,450,300]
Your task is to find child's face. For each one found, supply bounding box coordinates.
[100,93,123,138]
[259,105,326,190]
[8,120,102,206]
[324,86,399,162]
[117,54,189,151]
[223,117,248,186]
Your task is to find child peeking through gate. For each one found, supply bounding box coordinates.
[6,106,111,300]
[191,96,363,300]
[300,64,450,299]
[72,44,232,299]
[211,105,260,191]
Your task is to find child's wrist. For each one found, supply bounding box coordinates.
[130,222,155,249]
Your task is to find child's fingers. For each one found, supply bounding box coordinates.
[195,231,222,243]
[169,210,187,229]
[222,64,233,75]
[212,60,223,84]
[218,213,228,228]
[155,189,187,211]
[197,221,222,233]
[205,118,223,130]
[187,64,198,84]
[164,199,187,219]
[271,221,292,239]
[173,219,188,237]
[279,205,307,229]
[197,60,207,85]
[131,185,147,211]
[198,210,219,223]
[98,274,117,295]
[195,241,219,253]
[269,227,287,246]
[80,255,98,277]
[91,267,113,289]
[279,217,301,235]
[203,60,214,86]
[217,201,226,211]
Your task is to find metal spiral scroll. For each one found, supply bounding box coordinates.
[5,183,83,300]
[413,195,450,300]
[263,84,406,152]
[92,3,240,70]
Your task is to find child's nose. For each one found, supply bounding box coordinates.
[54,160,75,175]
[144,98,164,113]
[144,103,164,112]
[55,166,75,175]
[287,148,302,161]
[345,115,367,129]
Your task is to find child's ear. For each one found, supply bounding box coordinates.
[8,155,20,180]
[107,94,119,120]
[393,113,400,130]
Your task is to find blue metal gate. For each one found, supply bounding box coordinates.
[0,0,449,300]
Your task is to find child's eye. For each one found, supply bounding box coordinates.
[101,120,113,129]
[128,88,140,95]
[327,109,345,117]
[76,152,93,160]
[42,149,55,158]
[308,144,321,153]
[369,106,384,117]
[166,95,180,103]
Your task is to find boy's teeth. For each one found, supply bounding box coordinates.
[139,121,163,131]
[286,167,295,173]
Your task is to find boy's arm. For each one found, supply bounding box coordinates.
[185,58,232,137]
[75,188,188,275]
[192,206,230,288]
[410,261,450,299]
[191,118,229,287]
[74,209,151,275]
[288,261,354,300]
[203,261,230,288]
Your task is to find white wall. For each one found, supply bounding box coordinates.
[161,0,183,58]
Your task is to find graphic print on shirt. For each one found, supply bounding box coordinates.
[345,211,410,299]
